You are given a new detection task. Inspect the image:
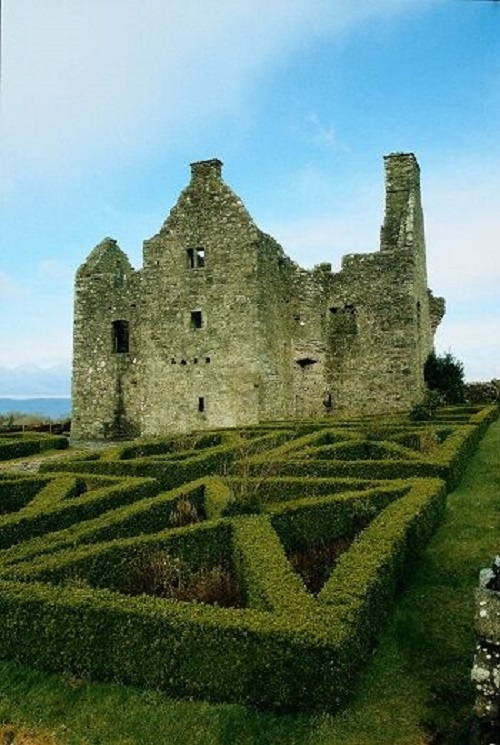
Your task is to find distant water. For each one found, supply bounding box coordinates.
[0,398,71,419]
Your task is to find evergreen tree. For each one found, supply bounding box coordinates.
[424,350,465,404]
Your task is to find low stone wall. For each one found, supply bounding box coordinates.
[472,559,500,724]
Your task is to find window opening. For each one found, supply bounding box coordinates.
[193,357,198,364]
[191,310,203,329]
[112,320,129,353]
[187,247,205,269]
[198,397,205,413]
[180,359,187,366]
[171,358,176,364]
[296,357,317,368]
[205,356,211,364]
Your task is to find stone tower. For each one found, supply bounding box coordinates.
[71,154,444,439]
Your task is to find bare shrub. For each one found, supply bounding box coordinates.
[168,498,200,527]
[127,551,243,607]
[418,427,439,454]
[288,537,354,595]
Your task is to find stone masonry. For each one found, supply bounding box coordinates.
[472,559,500,725]
[72,153,445,439]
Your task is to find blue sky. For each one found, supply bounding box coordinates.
[1,0,499,388]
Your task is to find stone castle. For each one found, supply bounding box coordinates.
[72,153,445,439]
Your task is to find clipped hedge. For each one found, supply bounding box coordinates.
[269,483,409,552]
[231,515,315,614]
[0,476,54,515]
[0,405,494,713]
[0,477,447,713]
[0,479,212,568]
[319,478,447,650]
[0,434,68,461]
[40,431,294,489]
[0,475,160,550]
[222,475,384,507]
[247,456,448,482]
[244,415,499,489]
[5,518,233,593]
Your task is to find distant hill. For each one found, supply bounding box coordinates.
[0,365,71,397]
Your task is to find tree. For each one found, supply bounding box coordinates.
[424,350,465,404]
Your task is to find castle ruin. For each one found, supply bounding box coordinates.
[72,153,445,439]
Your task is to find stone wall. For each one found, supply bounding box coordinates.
[72,154,444,439]
[472,561,500,726]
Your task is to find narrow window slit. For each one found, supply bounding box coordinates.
[112,320,129,353]
[191,310,203,329]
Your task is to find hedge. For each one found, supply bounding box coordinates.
[0,475,160,550]
[221,475,385,507]
[243,417,498,489]
[0,479,214,569]
[0,476,53,515]
[297,439,424,462]
[0,405,494,713]
[269,483,409,552]
[246,456,448,482]
[0,434,68,461]
[116,432,226,460]
[0,477,447,713]
[3,518,234,591]
[40,431,295,489]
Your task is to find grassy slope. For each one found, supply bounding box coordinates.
[0,419,498,744]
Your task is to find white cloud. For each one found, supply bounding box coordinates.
[1,0,419,172]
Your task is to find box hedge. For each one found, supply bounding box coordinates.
[0,404,495,713]
[0,477,447,712]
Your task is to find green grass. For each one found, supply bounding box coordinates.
[0,418,498,743]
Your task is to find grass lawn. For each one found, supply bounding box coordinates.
[0,418,498,744]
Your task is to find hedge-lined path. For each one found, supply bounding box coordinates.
[0,440,113,474]
[0,449,84,475]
